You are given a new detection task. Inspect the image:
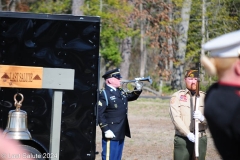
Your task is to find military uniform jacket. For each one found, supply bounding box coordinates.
[169,88,207,137]
[98,85,142,140]
[204,82,240,159]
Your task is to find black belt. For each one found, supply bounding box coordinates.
[175,134,206,138]
[176,130,206,138]
[190,130,205,133]
[191,130,206,137]
[198,132,207,137]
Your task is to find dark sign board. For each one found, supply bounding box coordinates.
[0,11,100,160]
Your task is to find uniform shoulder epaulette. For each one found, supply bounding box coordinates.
[100,88,109,106]
[171,90,184,96]
[178,90,185,92]
[99,88,105,94]
[177,90,185,93]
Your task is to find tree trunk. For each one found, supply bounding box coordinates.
[139,3,147,77]
[0,0,2,11]
[168,0,174,70]
[201,0,206,81]
[119,0,134,80]
[8,0,20,11]
[173,0,192,89]
[120,37,132,80]
[72,0,84,16]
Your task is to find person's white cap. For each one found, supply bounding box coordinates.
[202,30,240,57]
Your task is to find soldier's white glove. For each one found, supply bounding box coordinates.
[105,130,115,138]
[135,81,143,91]
[193,110,205,122]
[187,132,195,142]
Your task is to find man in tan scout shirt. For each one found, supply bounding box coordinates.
[169,69,208,160]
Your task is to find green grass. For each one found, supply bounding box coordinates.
[128,98,170,117]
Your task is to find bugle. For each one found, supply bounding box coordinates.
[120,76,152,92]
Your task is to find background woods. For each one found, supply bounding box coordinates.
[1,0,240,94]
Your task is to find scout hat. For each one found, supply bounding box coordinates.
[185,70,198,78]
[202,30,240,57]
[102,68,122,79]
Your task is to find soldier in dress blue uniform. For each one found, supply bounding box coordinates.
[97,68,142,160]
[201,30,240,160]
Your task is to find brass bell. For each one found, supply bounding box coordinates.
[3,93,32,140]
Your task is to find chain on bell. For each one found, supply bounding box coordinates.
[3,93,32,140]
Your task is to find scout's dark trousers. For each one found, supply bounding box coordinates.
[102,139,124,160]
[174,135,207,160]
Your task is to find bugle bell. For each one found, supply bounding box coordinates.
[121,76,152,84]
[121,76,152,92]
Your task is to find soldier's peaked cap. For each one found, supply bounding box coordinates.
[202,30,240,57]
[102,68,122,79]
